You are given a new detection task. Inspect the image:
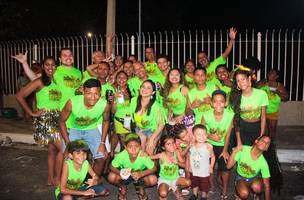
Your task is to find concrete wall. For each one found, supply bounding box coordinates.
[2,95,304,126]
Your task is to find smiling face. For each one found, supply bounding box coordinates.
[83,87,101,107]
[193,128,207,143]
[145,47,155,62]
[43,58,56,77]
[194,69,207,85]
[140,81,154,97]
[70,150,87,166]
[169,69,181,84]
[185,61,195,73]
[93,51,105,64]
[116,72,128,88]
[123,62,134,77]
[216,66,229,81]
[163,138,176,153]
[255,136,271,152]
[267,69,279,82]
[97,63,110,79]
[236,73,251,91]
[212,94,226,113]
[198,52,209,67]
[157,57,170,72]
[59,49,74,66]
[133,62,147,80]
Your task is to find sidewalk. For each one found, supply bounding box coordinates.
[1,116,304,163]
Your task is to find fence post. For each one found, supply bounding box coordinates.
[257,32,262,81]
[131,35,135,55]
[33,44,38,61]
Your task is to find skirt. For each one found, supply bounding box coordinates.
[240,119,261,146]
[33,111,61,145]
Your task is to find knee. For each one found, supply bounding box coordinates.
[62,195,72,200]
[107,172,120,184]
[237,188,249,199]
[251,183,263,194]
[185,179,191,187]
[145,175,157,186]
[159,189,168,198]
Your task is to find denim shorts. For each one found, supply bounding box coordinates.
[235,174,261,185]
[57,184,106,200]
[135,127,153,137]
[68,128,105,159]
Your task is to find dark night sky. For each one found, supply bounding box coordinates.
[1,0,304,40]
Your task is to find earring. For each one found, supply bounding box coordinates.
[237,86,241,90]
[150,95,153,100]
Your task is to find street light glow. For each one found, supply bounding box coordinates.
[87,32,92,37]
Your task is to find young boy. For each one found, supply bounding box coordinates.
[108,134,157,200]
[186,124,215,200]
[55,139,108,200]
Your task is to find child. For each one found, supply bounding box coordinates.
[170,123,193,158]
[108,134,157,200]
[187,124,215,200]
[151,134,191,200]
[55,140,109,200]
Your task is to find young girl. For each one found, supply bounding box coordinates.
[187,124,215,200]
[257,69,289,139]
[151,134,191,200]
[130,79,165,155]
[16,56,63,186]
[108,134,157,200]
[55,140,108,200]
[201,90,235,199]
[188,67,218,125]
[111,71,132,151]
[169,123,192,158]
[163,68,190,124]
[184,59,196,89]
[227,136,272,200]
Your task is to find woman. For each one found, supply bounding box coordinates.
[163,68,190,124]
[130,79,165,155]
[16,56,63,186]
[111,71,132,151]
[230,69,269,146]
[227,136,272,200]
[184,59,196,90]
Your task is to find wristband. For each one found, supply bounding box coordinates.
[100,141,106,145]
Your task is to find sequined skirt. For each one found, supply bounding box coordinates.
[33,111,61,145]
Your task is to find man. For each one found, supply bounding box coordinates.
[197,27,237,84]
[60,79,111,177]
[128,62,149,97]
[144,47,161,77]
[54,48,82,110]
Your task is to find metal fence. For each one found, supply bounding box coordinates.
[0,29,303,101]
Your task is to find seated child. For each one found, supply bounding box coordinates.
[55,139,109,200]
[151,134,191,200]
[170,123,193,157]
[108,134,157,200]
[186,124,215,200]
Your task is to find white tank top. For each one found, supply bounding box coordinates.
[190,143,211,177]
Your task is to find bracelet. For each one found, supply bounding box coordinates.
[100,141,105,145]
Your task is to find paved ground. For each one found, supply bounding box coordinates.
[1,117,304,199]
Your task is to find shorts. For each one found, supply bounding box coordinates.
[266,112,279,120]
[240,119,261,146]
[213,145,229,171]
[135,127,153,137]
[114,117,130,134]
[68,128,105,159]
[190,174,209,192]
[235,174,261,185]
[158,177,178,192]
[121,176,145,187]
[57,184,106,200]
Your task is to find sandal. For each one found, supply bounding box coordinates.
[118,186,127,200]
[138,193,148,200]
[220,194,228,200]
[100,189,110,196]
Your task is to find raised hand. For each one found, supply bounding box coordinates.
[12,51,28,64]
[229,27,237,40]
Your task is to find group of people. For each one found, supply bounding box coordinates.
[13,27,289,200]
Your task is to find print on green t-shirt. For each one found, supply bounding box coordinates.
[259,85,281,114]
[240,88,269,120]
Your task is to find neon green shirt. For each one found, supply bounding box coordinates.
[185,74,195,89]
[234,145,270,178]
[240,88,269,120]
[100,82,115,100]
[128,77,143,97]
[144,61,161,77]
[130,97,165,132]
[202,108,234,146]
[55,159,89,199]
[36,81,62,110]
[67,95,107,130]
[111,150,155,171]
[53,65,82,110]
[82,70,97,84]
[188,83,217,124]
[207,56,226,83]
[166,85,187,115]
[114,94,131,119]
[159,153,179,180]
[259,85,281,114]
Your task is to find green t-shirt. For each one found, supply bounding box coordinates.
[259,85,281,114]
[185,74,195,89]
[188,83,217,124]
[82,70,97,84]
[128,77,143,97]
[144,61,161,77]
[202,108,234,146]
[111,150,154,171]
[67,95,107,130]
[159,153,179,180]
[55,159,89,199]
[240,88,269,120]
[36,81,62,110]
[234,145,270,178]
[101,82,115,100]
[54,65,82,110]
[130,97,165,132]
[166,85,187,115]
[114,92,131,119]
[207,55,226,83]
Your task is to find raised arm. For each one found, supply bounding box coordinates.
[12,51,40,81]
[222,27,237,59]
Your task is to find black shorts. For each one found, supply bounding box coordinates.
[240,119,261,146]
[213,145,229,172]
